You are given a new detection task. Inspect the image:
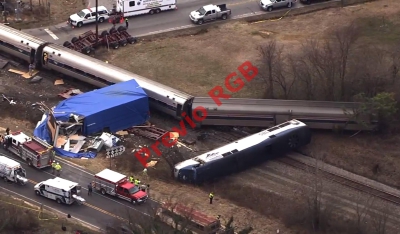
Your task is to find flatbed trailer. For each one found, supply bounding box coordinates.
[63,31,98,54]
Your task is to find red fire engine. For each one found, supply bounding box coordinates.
[2,131,53,169]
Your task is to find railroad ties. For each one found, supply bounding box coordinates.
[126,125,168,141]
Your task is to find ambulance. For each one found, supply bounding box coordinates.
[34,177,85,205]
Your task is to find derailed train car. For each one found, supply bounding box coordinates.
[191,97,377,131]
[0,24,193,120]
[174,120,311,184]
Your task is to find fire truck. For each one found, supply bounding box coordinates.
[2,131,53,169]
[93,169,148,204]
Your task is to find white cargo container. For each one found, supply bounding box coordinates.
[0,155,27,185]
[113,0,177,17]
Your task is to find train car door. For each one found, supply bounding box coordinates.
[30,49,36,64]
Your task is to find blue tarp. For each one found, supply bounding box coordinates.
[33,114,97,158]
[33,115,52,143]
[53,79,149,136]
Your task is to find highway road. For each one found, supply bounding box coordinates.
[0,149,160,231]
[22,0,309,43]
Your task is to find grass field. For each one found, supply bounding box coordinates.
[95,0,400,99]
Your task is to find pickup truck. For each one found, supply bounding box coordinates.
[189,4,231,25]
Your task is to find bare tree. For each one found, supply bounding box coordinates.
[333,22,360,100]
[369,203,391,234]
[353,194,375,234]
[258,39,284,98]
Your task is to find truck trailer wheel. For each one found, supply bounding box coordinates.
[56,198,62,204]
[197,19,204,25]
[155,8,161,14]
[35,190,40,196]
[101,189,106,195]
[149,9,155,15]
[71,37,79,43]
[221,14,227,20]
[117,26,127,32]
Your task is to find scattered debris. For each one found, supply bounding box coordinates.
[0,58,8,69]
[146,160,158,167]
[54,79,64,85]
[87,137,104,152]
[126,125,168,141]
[8,69,25,75]
[116,130,129,136]
[100,133,120,148]
[29,76,43,83]
[58,88,84,99]
[2,94,16,105]
[182,138,196,145]
[176,141,193,151]
[22,70,39,79]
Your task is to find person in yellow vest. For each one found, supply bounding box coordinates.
[55,163,62,176]
[51,161,57,174]
[129,176,134,183]
[209,192,214,204]
[134,179,141,186]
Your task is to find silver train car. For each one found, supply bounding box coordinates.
[0,24,193,119]
[174,120,312,184]
[0,24,377,131]
[0,23,48,64]
[191,97,377,131]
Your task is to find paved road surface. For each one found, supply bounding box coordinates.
[0,149,159,230]
[23,0,307,43]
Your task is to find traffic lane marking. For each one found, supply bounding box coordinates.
[0,186,102,231]
[0,151,150,220]
[28,178,126,221]
[44,28,59,40]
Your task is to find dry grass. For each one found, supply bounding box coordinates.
[95,0,400,99]
[7,0,87,29]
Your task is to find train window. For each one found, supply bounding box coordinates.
[269,135,276,138]
[230,149,238,154]
[129,1,135,6]
[221,152,232,157]
[63,64,73,71]
[278,122,291,128]
[268,127,279,132]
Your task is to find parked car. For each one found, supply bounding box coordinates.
[68,6,110,28]
[259,0,297,12]
[189,4,232,25]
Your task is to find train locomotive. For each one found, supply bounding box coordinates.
[174,119,311,184]
[0,24,377,131]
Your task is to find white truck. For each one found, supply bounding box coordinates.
[68,6,110,28]
[0,156,28,185]
[111,0,177,17]
[189,4,231,25]
[34,177,85,205]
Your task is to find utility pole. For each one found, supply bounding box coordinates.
[95,0,98,46]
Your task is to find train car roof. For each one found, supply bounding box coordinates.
[191,120,306,164]
[0,23,47,45]
[44,43,194,101]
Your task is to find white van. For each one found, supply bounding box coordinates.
[68,6,110,28]
[34,177,85,205]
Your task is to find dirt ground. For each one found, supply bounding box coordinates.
[4,0,87,29]
[1,0,400,233]
[95,0,400,99]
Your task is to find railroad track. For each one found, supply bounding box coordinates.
[277,156,400,206]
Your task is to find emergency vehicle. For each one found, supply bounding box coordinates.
[2,131,53,169]
[0,156,28,185]
[93,169,148,204]
[68,6,110,28]
[34,177,85,205]
[111,0,177,18]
